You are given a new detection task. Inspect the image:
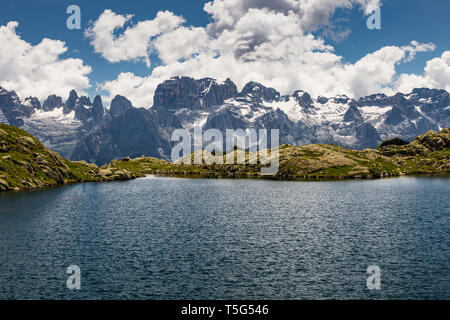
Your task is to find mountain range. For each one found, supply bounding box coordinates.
[1,123,449,192]
[1,77,449,165]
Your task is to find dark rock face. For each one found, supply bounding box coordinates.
[43,95,62,111]
[358,93,388,106]
[385,106,404,126]
[292,90,314,107]
[240,82,280,102]
[77,96,92,108]
[355,123,380,149]
[153,77,238,111]
[92,95,105,124]
[110,95,133,117]
[333,95,351,104]
[74,106,92,121]
[0,87,114,159]
[317,96,329,104]
[25,97,41,110]
[344,105,363,123]
[74,96,93,121]
[204,105,249,131]
[379,138,409,148]
[64,90,78,114]
[255,109,300,145]
[0,87,34,126]
[72,108,171,165]
[1,77,449,166]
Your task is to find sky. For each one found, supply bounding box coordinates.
[0,0,450,107]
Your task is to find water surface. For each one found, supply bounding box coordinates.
[0,176,449,299]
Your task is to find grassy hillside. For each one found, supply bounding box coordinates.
[1,124,449,192]
[109,129,450,180]
[0,124,139,192]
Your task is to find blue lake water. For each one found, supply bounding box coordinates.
[0,176,449,300]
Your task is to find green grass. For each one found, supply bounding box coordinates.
[1,124,449,192]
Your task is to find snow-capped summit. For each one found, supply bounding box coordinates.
[0,77,449,165]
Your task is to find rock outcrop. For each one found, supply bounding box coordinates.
[0,124,138,192]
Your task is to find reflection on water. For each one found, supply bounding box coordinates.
[0,177,449,299]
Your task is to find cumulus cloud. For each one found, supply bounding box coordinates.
[89,1,445,107]
[0,21,91,101]
[204,0,380,33]
[85,9,185,67]
[154,26,210,64]
[394,51,450,93]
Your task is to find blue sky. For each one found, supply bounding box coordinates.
[1,0,212,92]
[1,0,449,106]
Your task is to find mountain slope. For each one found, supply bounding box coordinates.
[1,125,448,193]
[0,124,138,192]
[0,87,108,159]
[108,129,450,180]
[1,77,449,166]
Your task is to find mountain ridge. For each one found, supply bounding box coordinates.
[0,124,139,192]
[1,124,448,192]
[0,77,449,165]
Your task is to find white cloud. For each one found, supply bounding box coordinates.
[394,51,450,93]
[402,41,436,62]
[100,72,155,107]
[89,1,444,108]
[0,22,91,101]
[154,26,210,64]
[204,0,381,33]
[85,9,185,67]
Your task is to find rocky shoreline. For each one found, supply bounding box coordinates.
[1,124,449,192]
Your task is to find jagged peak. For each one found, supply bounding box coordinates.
[331,95,351,104]
[316,96,329,104]
[76,96,92,107]
[240,81,280,102]
[343,104,363,122]
[67,89,78,100]
[0,86,10,94]
[0,87,18,97]
[110,95,134,117]
[23,96,41,109]
[93,95,103,108]
[412,87,447,94]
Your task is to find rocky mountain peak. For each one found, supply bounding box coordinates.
[43,95,63,112]
[93,95,103,109]
[343,104,363,123]
[64,89,79,114]
[358,93,388,107]
[412,87,448,98]
[74,96,94,121]
[384,106,404,126]
[317,96,329,104]
[240,81,281,103]
[0,78,449,165]
[153,76,238,110]
[292,90,313,107]
[24,97,41,110]
[0,87,34,126]
[332,95,351,104]
[76,96,92,108]
[92,95,106,124]
[110,95,133,117]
